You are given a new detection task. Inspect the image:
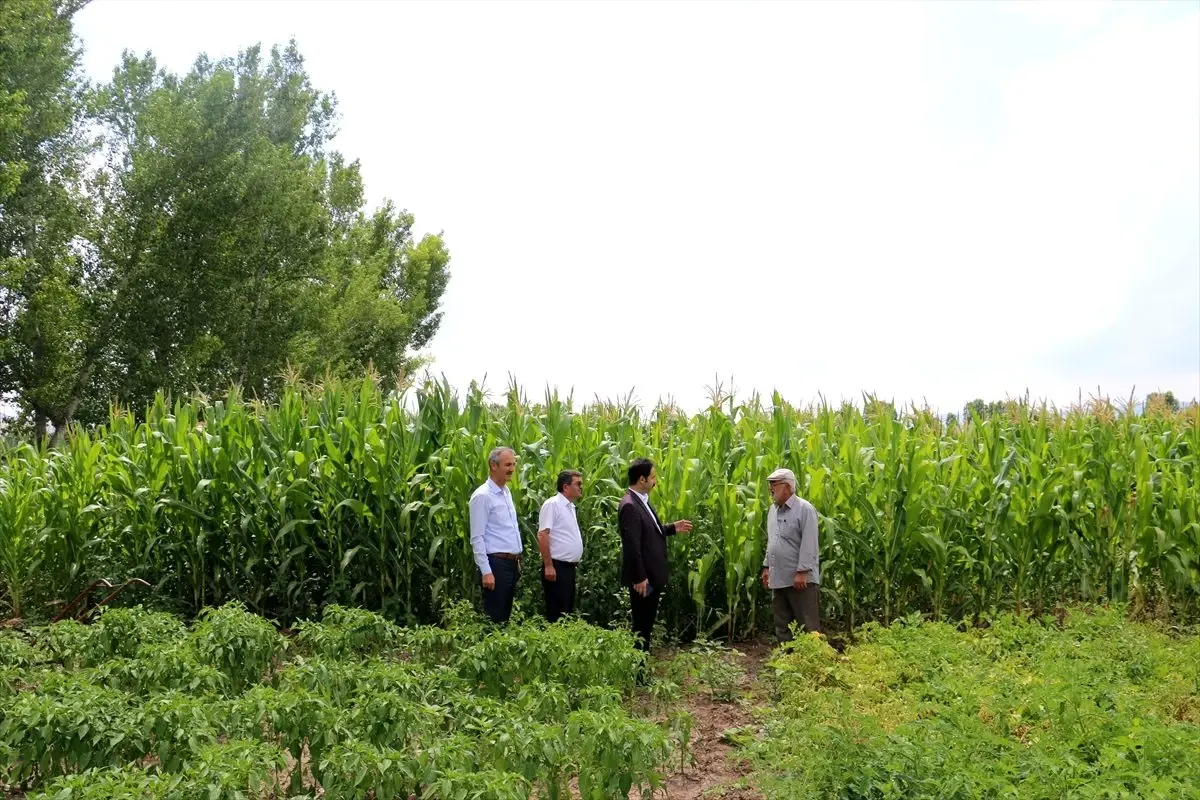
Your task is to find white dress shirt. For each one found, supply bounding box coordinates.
[631,489,661,532]
[538,492,584,563]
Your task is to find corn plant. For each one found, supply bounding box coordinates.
[0,376,1196,635]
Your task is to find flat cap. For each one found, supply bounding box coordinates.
[766,467,796,485]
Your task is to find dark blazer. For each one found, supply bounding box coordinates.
[618,489,677,588]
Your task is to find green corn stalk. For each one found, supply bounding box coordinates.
[0,378,1195,631]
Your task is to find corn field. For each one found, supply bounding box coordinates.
[0,377,1197,636]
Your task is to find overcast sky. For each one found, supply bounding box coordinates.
[72,0,1200,414]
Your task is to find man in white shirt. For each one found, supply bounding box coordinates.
[468,446,523,624]
[536,469,584,622]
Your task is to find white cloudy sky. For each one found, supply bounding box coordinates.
[73,0,1200,414]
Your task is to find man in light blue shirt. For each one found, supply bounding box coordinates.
[469,446,523,623]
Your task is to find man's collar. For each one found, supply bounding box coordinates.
[487,477,507,494]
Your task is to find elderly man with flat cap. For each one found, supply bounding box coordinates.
[760,467,822,641]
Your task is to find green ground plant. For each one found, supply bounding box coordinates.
[748,605,1200,799]
[0,601,674,798]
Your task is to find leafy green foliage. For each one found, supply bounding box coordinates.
[2,11,450,444]
[661,637,747,702]
[38,607,190,675]
[0,0,85,206]
[423,767,530,800]
[452,615,646,699]
[137,691,223,773]
[294,603,400,659]
[318,739,419,799]
[275,655,464,707]
[230,682,345,788]
[27,766,174,800]
[0,629,44,668]
[568,708,671,799]
[2,606,677,797]
[27,739,287,800]
[187,601,286,690]
[0,629,49,699]
[91,644,229,697]
[0,0,91,451]
[748,606,1200,799]
[0,678,140,782]
[667,709,696,774]
[40,618,100,668]
[88,605,188,660]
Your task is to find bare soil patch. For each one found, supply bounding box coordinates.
[646,640,773,799]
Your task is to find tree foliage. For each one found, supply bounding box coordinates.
[0,0,92,438]
[0,3,449,442]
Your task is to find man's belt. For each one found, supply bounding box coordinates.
[490,552,521,561]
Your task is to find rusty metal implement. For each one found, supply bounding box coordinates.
[50,578,151,624]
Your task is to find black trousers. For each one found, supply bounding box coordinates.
[542,559,577,623]
[480,554,519,624]
[629,586,661,652]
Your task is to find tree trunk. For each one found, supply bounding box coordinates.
[48,358,95,448]
[44,226,146,447]
[238,248,273,391]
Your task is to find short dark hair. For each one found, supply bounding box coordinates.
[556,469,582,493]
[627,458,654,486]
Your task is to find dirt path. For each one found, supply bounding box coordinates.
[651,642,772,799]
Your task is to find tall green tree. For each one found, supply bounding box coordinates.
[1,29,450,442]
[0,0,92,438]
[78,44,345,422]
[291,165,450,385]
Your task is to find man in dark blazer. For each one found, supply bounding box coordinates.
[618,457,692,655]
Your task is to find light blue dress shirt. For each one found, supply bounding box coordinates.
[469,477,523,575]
